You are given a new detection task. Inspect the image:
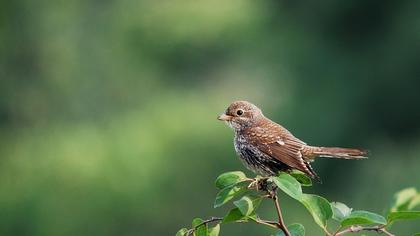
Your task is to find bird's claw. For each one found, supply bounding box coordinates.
[247,176,273,192]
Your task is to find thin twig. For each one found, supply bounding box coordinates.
[186,217,222,236]
[186,216,281,235]
[334,225,394,236]
[254,218,279,229]
[272,193,291,236]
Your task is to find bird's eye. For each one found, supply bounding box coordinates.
[236,109,244,116]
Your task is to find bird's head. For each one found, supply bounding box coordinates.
[217,101,263,130]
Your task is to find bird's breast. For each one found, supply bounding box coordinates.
[233,133,247,153]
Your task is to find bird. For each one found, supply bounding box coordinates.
[217,101,367,179]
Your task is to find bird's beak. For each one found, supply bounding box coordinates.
[217,113,233,121]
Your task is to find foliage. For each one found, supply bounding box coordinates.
[2,1,420,235]
[177,171,420,236]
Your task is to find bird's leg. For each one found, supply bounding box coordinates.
[261,178,278,194]
[247,176,272,192]
[247,178,258,190]
[258,177,269,191]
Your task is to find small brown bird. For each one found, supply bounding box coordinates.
[218,101,367,179]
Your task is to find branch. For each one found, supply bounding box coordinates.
[334,225,394,236]
[254,218,280,229]
[186,216,281,235]
[270,190,291,236]
[186,217,222,236]
[250,177,292,236]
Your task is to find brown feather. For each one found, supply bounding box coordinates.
[311,147,368,159]
[244,119,318,178]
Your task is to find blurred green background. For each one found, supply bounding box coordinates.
[1,0,420,235]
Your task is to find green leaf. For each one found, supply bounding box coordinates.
[388,211,420,222]
[175,228,188,236]
[271,172,303,201]
[233,195,262,216]
[341,210,387,227]
[215,171,247,189]
[208,224,220,236]
[290,170,312,187]
[214,182,248,208]
[331,202,352,221]
[222,208,245,223]
[390,187,417,212]
[412,233,420,236]
[192,218,208,236]
[276,223,305,236]
[222,207,256,224]
[192,218,203,227]
[409,194,420,210]
[300,194,332,228]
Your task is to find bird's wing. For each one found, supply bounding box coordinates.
[244,122,317,178]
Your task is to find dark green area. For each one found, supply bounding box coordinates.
[182,172,420,236]
[1,0,419,235]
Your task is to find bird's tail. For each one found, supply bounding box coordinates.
[312,147,368,159]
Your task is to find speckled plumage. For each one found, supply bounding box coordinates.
[234,133,289,176]
[218,101,367,179]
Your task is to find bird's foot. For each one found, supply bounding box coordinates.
[247,176,276,193]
